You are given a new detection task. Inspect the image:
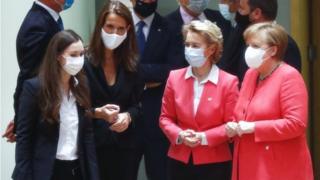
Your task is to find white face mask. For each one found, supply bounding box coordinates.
[101,28,127,50]
[218,3,235,21]
[62,56,84,76]
[244,46,266,68]
[185,47,207,67]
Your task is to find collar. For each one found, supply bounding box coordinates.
[179,6,207,24]
[131,10,155,28]
[185,65,219,85]
[35,0,60,21]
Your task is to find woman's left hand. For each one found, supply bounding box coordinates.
[237,121,255,136]
[109,113,131,133]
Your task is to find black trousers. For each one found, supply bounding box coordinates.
[142,138,169,180]
[51,159,83,180]
[167,157,231,180]
[96,145,142,180]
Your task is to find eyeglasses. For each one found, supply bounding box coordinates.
[103,24,127,35]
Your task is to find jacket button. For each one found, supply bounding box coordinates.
[265,145,269,150]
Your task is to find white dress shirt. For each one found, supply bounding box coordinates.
[185,65,219,115]
[131,10,155,40]
[35,0,60,21]
[180,6,207,25]
[56,92,79,160]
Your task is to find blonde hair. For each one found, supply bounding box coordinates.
[182,20,224,63]
[244,22,288,59]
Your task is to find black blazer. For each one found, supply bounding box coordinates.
[13,3,61,124]
[12,78,99,180]
[138,13,184,140]
[166,8,232,66]
[84,60,144,149]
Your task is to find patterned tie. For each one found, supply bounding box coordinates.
[136,21,146,55]
[57,17,64,30]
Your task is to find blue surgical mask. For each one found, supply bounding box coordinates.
[187,0,210,14]
[185,47,207,67]
[55,0,74,10]
[218,4,235,21]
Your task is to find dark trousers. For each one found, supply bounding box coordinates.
[96,145,142,180]
[142,138,169,180]
[51,159,82,180]
[167,157,231,180]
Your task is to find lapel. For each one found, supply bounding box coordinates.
[194,82,217,127]
[143,13,164,60]
[76,104,84,145]
[237,69,259,120]
[183,71,200,129]
[32,3,60,33]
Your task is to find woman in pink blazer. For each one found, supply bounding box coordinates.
[159,20,239,180]
[228,22,314,180]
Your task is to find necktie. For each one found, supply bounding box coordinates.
[57,17,64,30]
[136,21,146,55]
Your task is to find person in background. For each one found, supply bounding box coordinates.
[221,0,302,83]
[85,1,144,180]
[12,30,99,180]
[130,0,185,180]
[166,0,231,66]
[218,0,239,27]
[227,22,313,180]
[217,0,251,80]
[3,0,74,142]
[160,20,239,180]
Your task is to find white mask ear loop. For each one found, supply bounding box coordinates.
[73,76,79,87]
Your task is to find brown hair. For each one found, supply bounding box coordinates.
[182,20,224,64]
[244,22,288,59]
[39,30,91,124]
[87,0,138,72]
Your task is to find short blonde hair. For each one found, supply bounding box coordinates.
[182,20,224,63]
[244,22,288,59]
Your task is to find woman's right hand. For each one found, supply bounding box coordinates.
[95,104,120,123]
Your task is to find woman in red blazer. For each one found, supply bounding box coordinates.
[159,20,239,180]
[228,22,314,180]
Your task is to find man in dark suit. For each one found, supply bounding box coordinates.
[166,0,232,66]
[2,0,73,142]
[130,0,184,180]
[220,0,301,83]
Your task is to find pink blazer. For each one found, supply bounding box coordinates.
[232,64,313,180]
[159,67,239,165]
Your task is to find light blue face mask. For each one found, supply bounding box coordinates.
[219,3,234,21]
[185,47,207,67]
[187,0,210,14]
[63,0,74,10]
[55,0,74,10]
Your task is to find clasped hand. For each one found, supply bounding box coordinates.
[179,129,202,148]
[225,121,255,137]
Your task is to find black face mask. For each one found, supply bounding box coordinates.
[133,0,157,18]
[235,12,250,27]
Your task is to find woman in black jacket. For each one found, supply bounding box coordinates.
[12,30,99,180]
[85,1,144,180]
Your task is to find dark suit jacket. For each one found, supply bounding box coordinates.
[12,78,99,180]
[13,3,61,124]
[138,13,184,140]
[219,14,302,83]
[165,8,231,66]
[84,60,144,149]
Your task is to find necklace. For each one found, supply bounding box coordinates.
[259,62,282,81]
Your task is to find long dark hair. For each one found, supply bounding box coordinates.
[87,0,138,72]
[39,30,91,124]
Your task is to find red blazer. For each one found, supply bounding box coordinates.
[160,67,239,165]
[232,64,313,180]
